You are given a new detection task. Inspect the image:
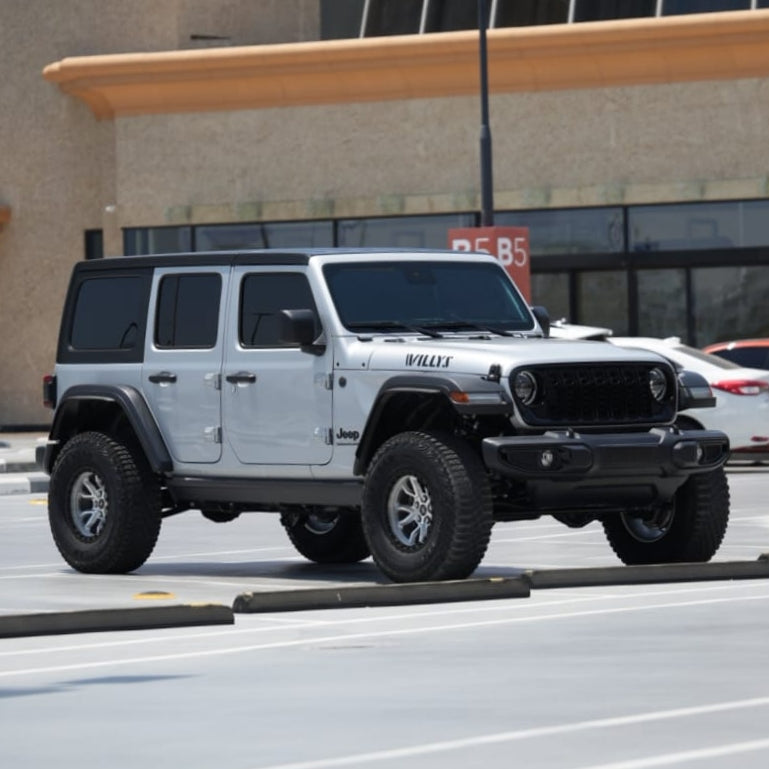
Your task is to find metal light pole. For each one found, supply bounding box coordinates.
[477,0,494,226]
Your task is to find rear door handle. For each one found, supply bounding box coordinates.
[148,371,177,384]
[225,371,257,384]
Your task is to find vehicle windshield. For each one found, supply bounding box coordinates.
[671,344,742,370]
[323,261,535,334]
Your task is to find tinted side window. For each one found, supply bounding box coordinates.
[156,274,221,349]
[240,273,318,348]
[720,348,769,369]
[71,276,146,350]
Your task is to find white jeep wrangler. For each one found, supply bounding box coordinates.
[42,249,730,583]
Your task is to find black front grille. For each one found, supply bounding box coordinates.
[511,363,676,428]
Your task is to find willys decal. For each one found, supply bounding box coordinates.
[405,353,454,369]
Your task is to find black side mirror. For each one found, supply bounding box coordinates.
[530,305,550,337]
[279,309,321,349]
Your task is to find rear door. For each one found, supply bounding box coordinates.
[142,267,227,463]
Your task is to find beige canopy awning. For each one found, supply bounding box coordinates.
[41,10,769,120]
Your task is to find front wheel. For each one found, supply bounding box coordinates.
[602,468,730,565]
[361,431,492,583]
[48,431,162,573]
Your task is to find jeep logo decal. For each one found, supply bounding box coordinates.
[405,353,454,369]
[336,428,360,443]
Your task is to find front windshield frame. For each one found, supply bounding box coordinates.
[322,260,535,335]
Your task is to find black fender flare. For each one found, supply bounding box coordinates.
[353,374,508,475]
[45,384,172,475]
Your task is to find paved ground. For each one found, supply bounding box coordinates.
[1,469,768,769]
[0,431,49,495]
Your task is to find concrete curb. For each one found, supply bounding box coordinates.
[0,603,234,638]
[233,557,769,614]
[0,472,49,496]
[523,557,769,589]
[0,454,39,474]
[233,576,531,613]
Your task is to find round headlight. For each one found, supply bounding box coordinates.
[513,370,538,405]
[648,367,667,402]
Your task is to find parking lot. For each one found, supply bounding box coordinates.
[1,466,768,769]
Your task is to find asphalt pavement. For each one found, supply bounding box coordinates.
[0,430,49,495]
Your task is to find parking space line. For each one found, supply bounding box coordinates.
[243,698,769,769]
[570,738,769,769]
[2,591,769,678]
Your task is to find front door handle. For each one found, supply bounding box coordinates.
[148,371,177,384]
[225,371,257,384]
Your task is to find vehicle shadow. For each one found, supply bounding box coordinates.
[136,559,530,584]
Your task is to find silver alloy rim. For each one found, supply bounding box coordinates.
[69,470,108,538]
[387,474,433,547]
[620,507,675,543]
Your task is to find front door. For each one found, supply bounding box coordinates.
[222,267,333,465]
[142,267,227,464]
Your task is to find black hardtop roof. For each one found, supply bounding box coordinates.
[72,248,475,273]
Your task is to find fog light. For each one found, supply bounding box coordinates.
[539,449,555,469]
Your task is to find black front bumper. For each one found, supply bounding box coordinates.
[482,427,729,510]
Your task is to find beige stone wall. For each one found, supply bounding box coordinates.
[3,1,769,426]
[112,77,769,230]
[0,0,320,426]
[177,0,319,47]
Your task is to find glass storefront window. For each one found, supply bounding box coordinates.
[124,226,192,256]
[531,273,571,322]
[628,200,769,252]
[195,221,333,251]
[337,213,475,248]
[364,0,423,36]
[691,266,769,347]
[636,269,688,340]
[497,207,624,256]
[573,0,656,22]
[321,0,365,39]
[424,0,477,32]
[577,271,629,335]
[496,0,569,26]
[661,0,750,15]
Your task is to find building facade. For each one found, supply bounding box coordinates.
[2,0,769,426]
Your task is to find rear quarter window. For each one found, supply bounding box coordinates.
[58,269,152,363]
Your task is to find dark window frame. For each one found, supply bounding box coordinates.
[57,268,153,364]
[155,273,222,350]
[238,272,320,349]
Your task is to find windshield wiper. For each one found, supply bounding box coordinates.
[346,321,444,338]
[421,321,516,337]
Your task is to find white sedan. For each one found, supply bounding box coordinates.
[606,336,769,460]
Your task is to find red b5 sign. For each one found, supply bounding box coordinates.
[448,226,530,302]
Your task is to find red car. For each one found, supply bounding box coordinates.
[703,339,769,371]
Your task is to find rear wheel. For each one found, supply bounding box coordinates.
[280,507,370,564]
[48,431,162,573]
[361,431,492,583]
[603,468,729,564]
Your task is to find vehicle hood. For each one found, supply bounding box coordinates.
[338,335,670,376]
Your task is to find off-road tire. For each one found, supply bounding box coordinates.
[48,431,162,573]
[603,467,730,564]
[280,507,370,564]
[361,430,492,583]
